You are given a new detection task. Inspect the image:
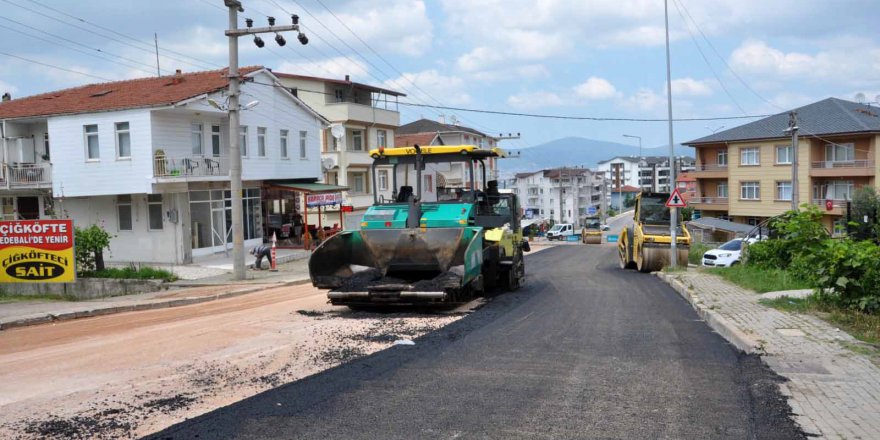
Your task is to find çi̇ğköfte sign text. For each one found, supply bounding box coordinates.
[0,220,75,283]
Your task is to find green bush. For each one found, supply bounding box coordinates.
[74,224,114,275]
[689,242,714,265]
[809,239,880,313]
[83,266,177,282]
[746,205,827,271]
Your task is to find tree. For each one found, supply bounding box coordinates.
[75,224,114,274]
[623,194,636,208]
[850,187,880,241]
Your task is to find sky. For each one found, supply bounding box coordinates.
[1,0,879,151]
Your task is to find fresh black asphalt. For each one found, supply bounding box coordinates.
[147,245,805,440]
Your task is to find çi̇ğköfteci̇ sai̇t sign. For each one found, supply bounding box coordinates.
[0,220,75,283]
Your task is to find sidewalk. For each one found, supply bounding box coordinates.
[660,270,880,439]
[125,248,311,280]
[0,257,312,330]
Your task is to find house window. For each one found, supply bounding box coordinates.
[425,174,433,193]
[191,123,203,155]
[819,180,854,200]
[117,195,132,231]
[334,89,345,103]
[115,122,131,159]
[740,181,760,200]
[330,136,339,152]
[211,125,221,156]
[257,127,266,157]
[717,149,728,166]
[378,169,388,191]
[280,130,289,159]
[775,145,792,164]
[351,130,363,151]
[43,133,50,161]
[148,194,163,230]
[84,124,100,160]
[776,181,792,201]
[377,129,387,148]
[350,172,366,193]
[740,147,759,165]
[299,130,307,159]
[717,182,728,198]
[824,143,854,162]
[239,126,248,156]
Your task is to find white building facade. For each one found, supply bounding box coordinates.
[597,155,695,193]
[511,168,609,227]
[0,67,327,264]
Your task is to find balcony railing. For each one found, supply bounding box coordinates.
[154,156,228,178]
[812,199,848,208]
[691,197,729,204]
[811,160,874,169]
[694,163,728,172]
[4,163,52,186]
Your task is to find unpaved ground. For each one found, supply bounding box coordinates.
[0,284,473,439]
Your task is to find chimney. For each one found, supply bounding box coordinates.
[1,92,9,102]
[171,69,184,85]
[345,74,350,82]
[438,114,446,124]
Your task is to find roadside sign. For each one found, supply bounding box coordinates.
[665,188,687,208]
[587,206,597,216]
[0,219,75,283]
[607,234,619,243]
[341,205,354,213]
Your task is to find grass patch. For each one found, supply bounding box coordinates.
[82,267,177,282]
[760,296,880,346]
[706,265,810,293]
[689,242,715,265]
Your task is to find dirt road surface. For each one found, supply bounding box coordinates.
[0,283,471,439]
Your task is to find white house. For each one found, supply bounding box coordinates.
[0,66,329,264]
[597,155,695,193]
[275,73,404,229]
[510,168,609,226]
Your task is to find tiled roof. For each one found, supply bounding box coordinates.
[620,185,641,193]
[397,118,489,137]
[685,97,880,145]
[0,67,262,120]
[394,133,437,147]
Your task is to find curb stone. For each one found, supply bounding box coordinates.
[656,272,762,354]
[0,277,311,331]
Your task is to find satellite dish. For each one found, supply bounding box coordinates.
[329,123,344,140]
[855,92,866,104]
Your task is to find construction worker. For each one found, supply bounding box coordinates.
[250,245,273,270]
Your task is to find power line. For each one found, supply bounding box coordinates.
[670,0,747,115]
[0,16,164,76]
[0,50,113,81]
[23,0,221,69]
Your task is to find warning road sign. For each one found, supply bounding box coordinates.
[665,188,687,208]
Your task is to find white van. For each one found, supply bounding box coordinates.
[546,223,574,241]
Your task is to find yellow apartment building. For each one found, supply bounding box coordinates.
[683,98,880,234]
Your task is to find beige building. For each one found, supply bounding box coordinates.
[684,98,880,233]
[275,73,405,228]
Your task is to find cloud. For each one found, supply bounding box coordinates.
[507,91,563,109]
[277,58,369,80]
[671,78,713,97]
[0,79,18,95]
[309,0,433,56]
[573,77,618,100]
[384,69,471,106]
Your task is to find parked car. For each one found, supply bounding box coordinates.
[701,238,758,267]
[546,223,574,241]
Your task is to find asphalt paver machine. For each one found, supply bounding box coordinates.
[309,145,528,306]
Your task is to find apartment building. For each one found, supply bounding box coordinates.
[0,67,328,264]
[597,155,695,194]
[684,97,880,233]
[510,168,609,226]
[275,73,404,228]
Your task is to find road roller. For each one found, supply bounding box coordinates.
[618,192,690,273]
[309,145,528,307]
[581,217,603,244]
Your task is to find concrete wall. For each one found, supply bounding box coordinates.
[3,278,168,300]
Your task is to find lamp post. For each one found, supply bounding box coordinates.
[664,0,678,267]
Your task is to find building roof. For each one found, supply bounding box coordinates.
[618,185,641,193]
[395,133,437,147]
[687,217,755,235]
[0,67,265,120]
[597,156,640,165]
[685,98,880,145]
[397,118,491,138]
[273,72,405,97]
[676,173,696,182]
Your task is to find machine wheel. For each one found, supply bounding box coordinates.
[483,246,499,290]
[501,251,524,291]
[637,246,665,273]
[618,227,636,269]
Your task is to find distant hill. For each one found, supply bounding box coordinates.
[501,136,692,176]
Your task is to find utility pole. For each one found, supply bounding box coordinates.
[600,173,608,224]
[154,33,160,76]
[558,167,565,224]
[664,0,678,267]
[224,0,306,280]
[786,111,800,210]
